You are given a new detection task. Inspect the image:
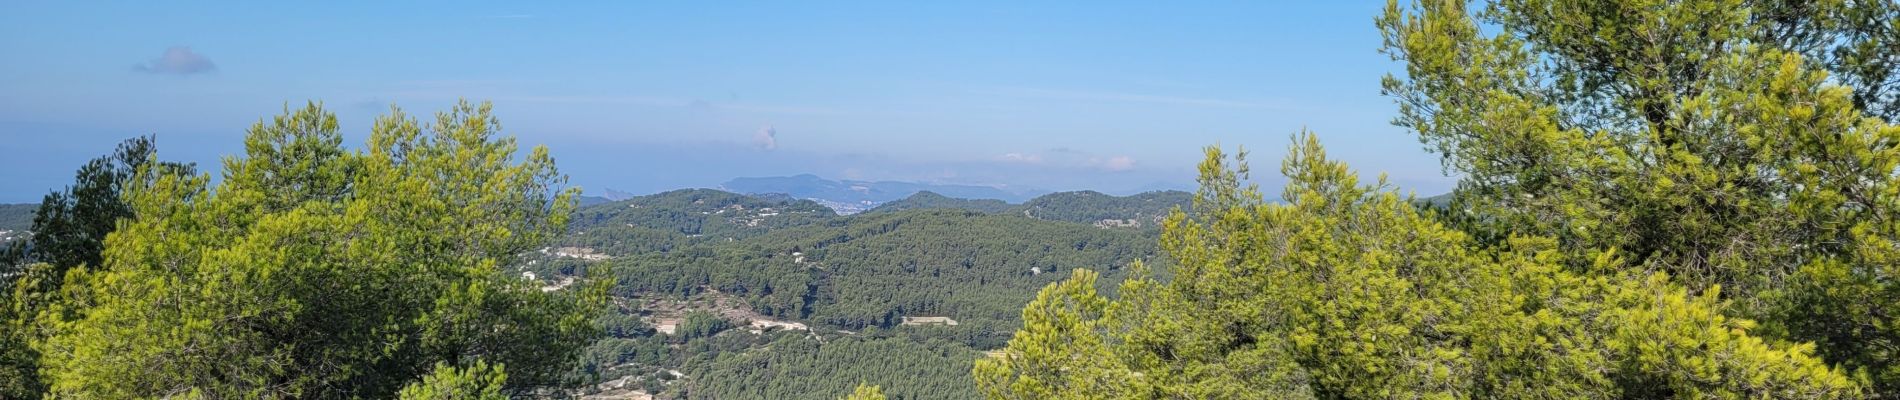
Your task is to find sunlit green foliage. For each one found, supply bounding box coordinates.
[0,135,194,399]
[22,101,603,398]
[977,137,1860,398]
[398,361,509,400]
[843,382,887,400]
[1376,0,1900,393]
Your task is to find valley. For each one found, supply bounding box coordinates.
[527,188,1186,399]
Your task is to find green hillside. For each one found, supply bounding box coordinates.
[1012,190,1190,226]
[0,203,37,243]
[862,191,1013,214]
[547,189,1167,399]
[866,189,1194,229]
[0,204,35,232]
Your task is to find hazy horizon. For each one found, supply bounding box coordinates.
[0,2,1455,203]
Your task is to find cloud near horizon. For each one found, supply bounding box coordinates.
[998,152,1043,163]
[996,149,1136,172]
[753,126,778,150]
[134,46,217,75]
[542,139,1195,201]
[1099,155,1136,172]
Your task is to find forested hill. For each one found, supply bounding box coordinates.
[534,188,1167,399]
[0,204,34,231]
[577,195,613,207]
[1014,190,1190,225]
[722,174,1041,204]
[861,191,1014,214]
[865,189,1193,228]
[0,204,35,242]
[555,189,837,255]
[605,208,1157,336]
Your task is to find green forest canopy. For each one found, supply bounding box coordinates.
[489,182,1189,399]
[0,204,33,233]
[1,102,603,398]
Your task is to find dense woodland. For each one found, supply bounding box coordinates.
[541,186,1176,398]
[0,204,32,244]
[680,334,978,399]
[0,204,33,233]
[861,191,1015,215]
[865,190,1191,226]
[1012,190,1189,226]
[601,208,1156,334]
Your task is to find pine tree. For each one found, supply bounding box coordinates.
[843,382,887,400]
[977,136,1860,398]
[27,101,604,398]
[398,362,509,400]
[1377,0,1900,392]
[0,135,192,399]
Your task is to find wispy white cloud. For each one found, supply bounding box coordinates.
[753,126,778,150]
[1098,155,1136,172]
[134,46,216,75]
[993,148,1136,172]
[998,152,1043,163]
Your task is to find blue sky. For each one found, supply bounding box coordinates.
[0,1,1452,203]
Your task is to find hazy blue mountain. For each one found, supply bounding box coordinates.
[1123,180,1197,195]
[600,188,640,201]
[720,174,1045,209]
[577,195,613,207]
[1416,193,1454,208]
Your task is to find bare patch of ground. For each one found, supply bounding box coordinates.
[901,316,959,326]
[582,376,653,400]
[631,288,809,336]
[544,246,612,261]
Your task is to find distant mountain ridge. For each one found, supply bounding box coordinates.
[866,189,1194,228]
[1014,190,1192,225]
[0,203,36,243]
[719,174,1047,213]
[0,204,34,231]
[865,191,1015,214]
